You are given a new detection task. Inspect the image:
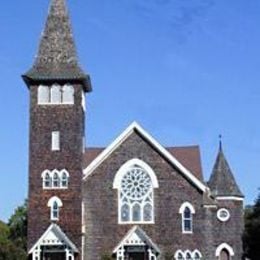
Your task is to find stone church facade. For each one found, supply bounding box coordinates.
[23,0,244,259]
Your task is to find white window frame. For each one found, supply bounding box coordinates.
[50,84,62,104]
[47,196,63,221]
[179,202,195,234]
[217,208,230,222]
[113,158,159,224]
[52,131,60,151]
[174,250,202,260]
[62,84,74,104]
[41,170,52,188]
[61,169,69,188]
[42,169,69,190]
[215,243,234,257]
[38,85,50,104]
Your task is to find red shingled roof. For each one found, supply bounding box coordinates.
[83,145,203,181]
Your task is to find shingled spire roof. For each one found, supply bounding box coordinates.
[23,0,92,92]
[208,141,243,198]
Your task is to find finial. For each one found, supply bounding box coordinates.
[218,134,222,151]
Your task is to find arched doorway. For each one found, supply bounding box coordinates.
[219,249,230,260]
[216,243,234,260]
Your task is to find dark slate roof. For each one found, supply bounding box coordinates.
[23,0,91,92]
[208,146,243,197]
[83,146,204,181]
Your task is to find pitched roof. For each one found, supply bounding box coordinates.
[83,122,207,193]
[113,226,160,254]
[29,223,78,254]
[208,146,243,198]
[23,0,91,92]
[84,146,203,181]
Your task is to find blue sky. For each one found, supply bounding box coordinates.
[0,0,260,221]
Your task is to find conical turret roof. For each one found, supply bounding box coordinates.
[208,143,243,198]
[23,0,91,92]
[208,142,243,197]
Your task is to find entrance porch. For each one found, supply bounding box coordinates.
[29,224,78,260]
[113,226,160,260]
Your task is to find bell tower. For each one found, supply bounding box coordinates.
[23,0,91,259]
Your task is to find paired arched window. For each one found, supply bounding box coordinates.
[179,202,195,233]
[42,169,69,189]
[175,250,202,260]
[47,196,63,221]
[37,84,74,105]
[113,159,159,224]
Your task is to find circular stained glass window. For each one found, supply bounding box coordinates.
[121,166,152,200]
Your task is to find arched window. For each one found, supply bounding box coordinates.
[50,84,61,104]
[179,202,195,233]
[42,171,52,188]
[216,243,234,260]
[113,159,159,223]
[47,196,63,221]
[121,204,130,222]
[53,171,60,188]
[185,251,192,260]
[193,250,202,260]
[174,251,185,260]
[62,84,74,104]
[61,170,69,188]
[41,169,69,189]
[175,250,202,260]
[38,85,49,104]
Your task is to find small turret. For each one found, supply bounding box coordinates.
[208,138,243,198]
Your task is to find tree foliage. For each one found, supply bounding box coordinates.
[243,192,260,260]
[0,200,27,260]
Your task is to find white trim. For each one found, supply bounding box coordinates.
[184,250,193,258]
[174,250,185,259]
[179,202,195,214]
[113,226,160,254]
[52,131,60,151]
[193,250,202,258]
[42,169,69,189]
[179,202,195,234]
[217,208,230,222]
[83,122,207,193]
[114,159,157,224]
[215,243,235,257]
[47,196,63,221]
[203,205,218,208]
[47,196,63,207]
[174,250,202,259]
[113,158,159,189]
[29,223,78,254]
[216,196,244,201]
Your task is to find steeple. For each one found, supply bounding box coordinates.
[208,141,243,197]
[23,0,92,92]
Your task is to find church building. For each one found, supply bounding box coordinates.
[23,0,244,259]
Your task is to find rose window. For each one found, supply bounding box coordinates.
[121,167,152,200]
[119,165,154,223]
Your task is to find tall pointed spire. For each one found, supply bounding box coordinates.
[23,0,92,92]
[208,141,243,197]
